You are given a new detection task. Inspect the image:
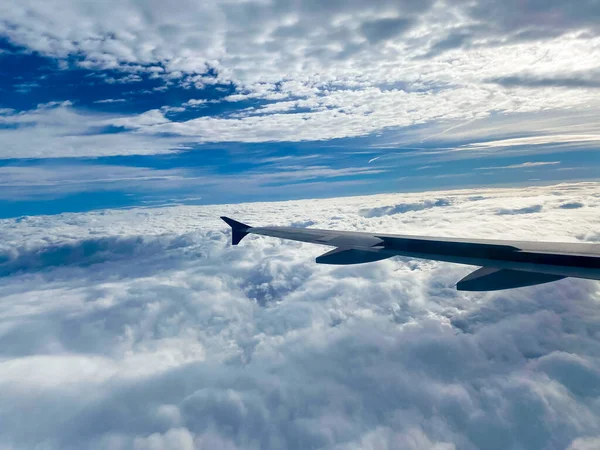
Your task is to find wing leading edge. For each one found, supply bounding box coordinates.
[220,216,600,291]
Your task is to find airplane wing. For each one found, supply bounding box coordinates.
[221,216,600,291]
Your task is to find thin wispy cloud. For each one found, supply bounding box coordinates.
[368,155,383,164]
[463,135,600,150]
[416,165,441,170]
[475,161,561,170]
[93,98,126,104]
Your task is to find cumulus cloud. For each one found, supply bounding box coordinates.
[1,182,600,449]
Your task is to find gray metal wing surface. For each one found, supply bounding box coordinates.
[221,216,600,291]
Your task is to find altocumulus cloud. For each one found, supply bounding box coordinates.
[1,183,600,449]
[2,0,600,157]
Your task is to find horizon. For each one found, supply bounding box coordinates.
[3,179,598,220]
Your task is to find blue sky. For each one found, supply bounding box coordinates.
[1,0,600,218]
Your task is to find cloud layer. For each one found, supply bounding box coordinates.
[2,0,600,156]
[1,182,600,449]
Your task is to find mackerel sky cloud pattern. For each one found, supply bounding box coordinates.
[1,0,599,213]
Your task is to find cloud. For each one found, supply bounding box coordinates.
[0,161,387,204]
[496,204,543,215]
[182,99,208,108]
[461,135,600,151]
[243,165,386,186]
[360,198,452,217]
[1,182,599,449]
[0,164,200,201]
[2,0,600,153]
[368,155,383,164]
[101,88,600,145]
[1,0,598,89]
[488,74,600,89]
[0,234,193,277]
[569,437,600,450]
[104,74,143,84]
[0,103,192,159]
[475,161,561,170]
[469,0,600,40]
[94,99,127,104]
[360,17,415,44]
[418,31,471,58]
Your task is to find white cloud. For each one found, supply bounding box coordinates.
[475,161,561,170]
[569,436,600,450]
[104,74,143,84]
[99,87,600,144]
[94,99,127,104]
[2,0,600,151]
[0,165,199,200]
[0,161,388,202]
[0,182,600,449]
[0,104,192,159]
[181,99,208,107]
[464,135,600,150]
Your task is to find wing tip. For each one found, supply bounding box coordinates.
[221,216,251,245]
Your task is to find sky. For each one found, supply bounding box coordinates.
[1,182,600,449]
[2,3,600,449]
[1,0,600,217]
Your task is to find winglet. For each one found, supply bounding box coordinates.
[220,216,251,245]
